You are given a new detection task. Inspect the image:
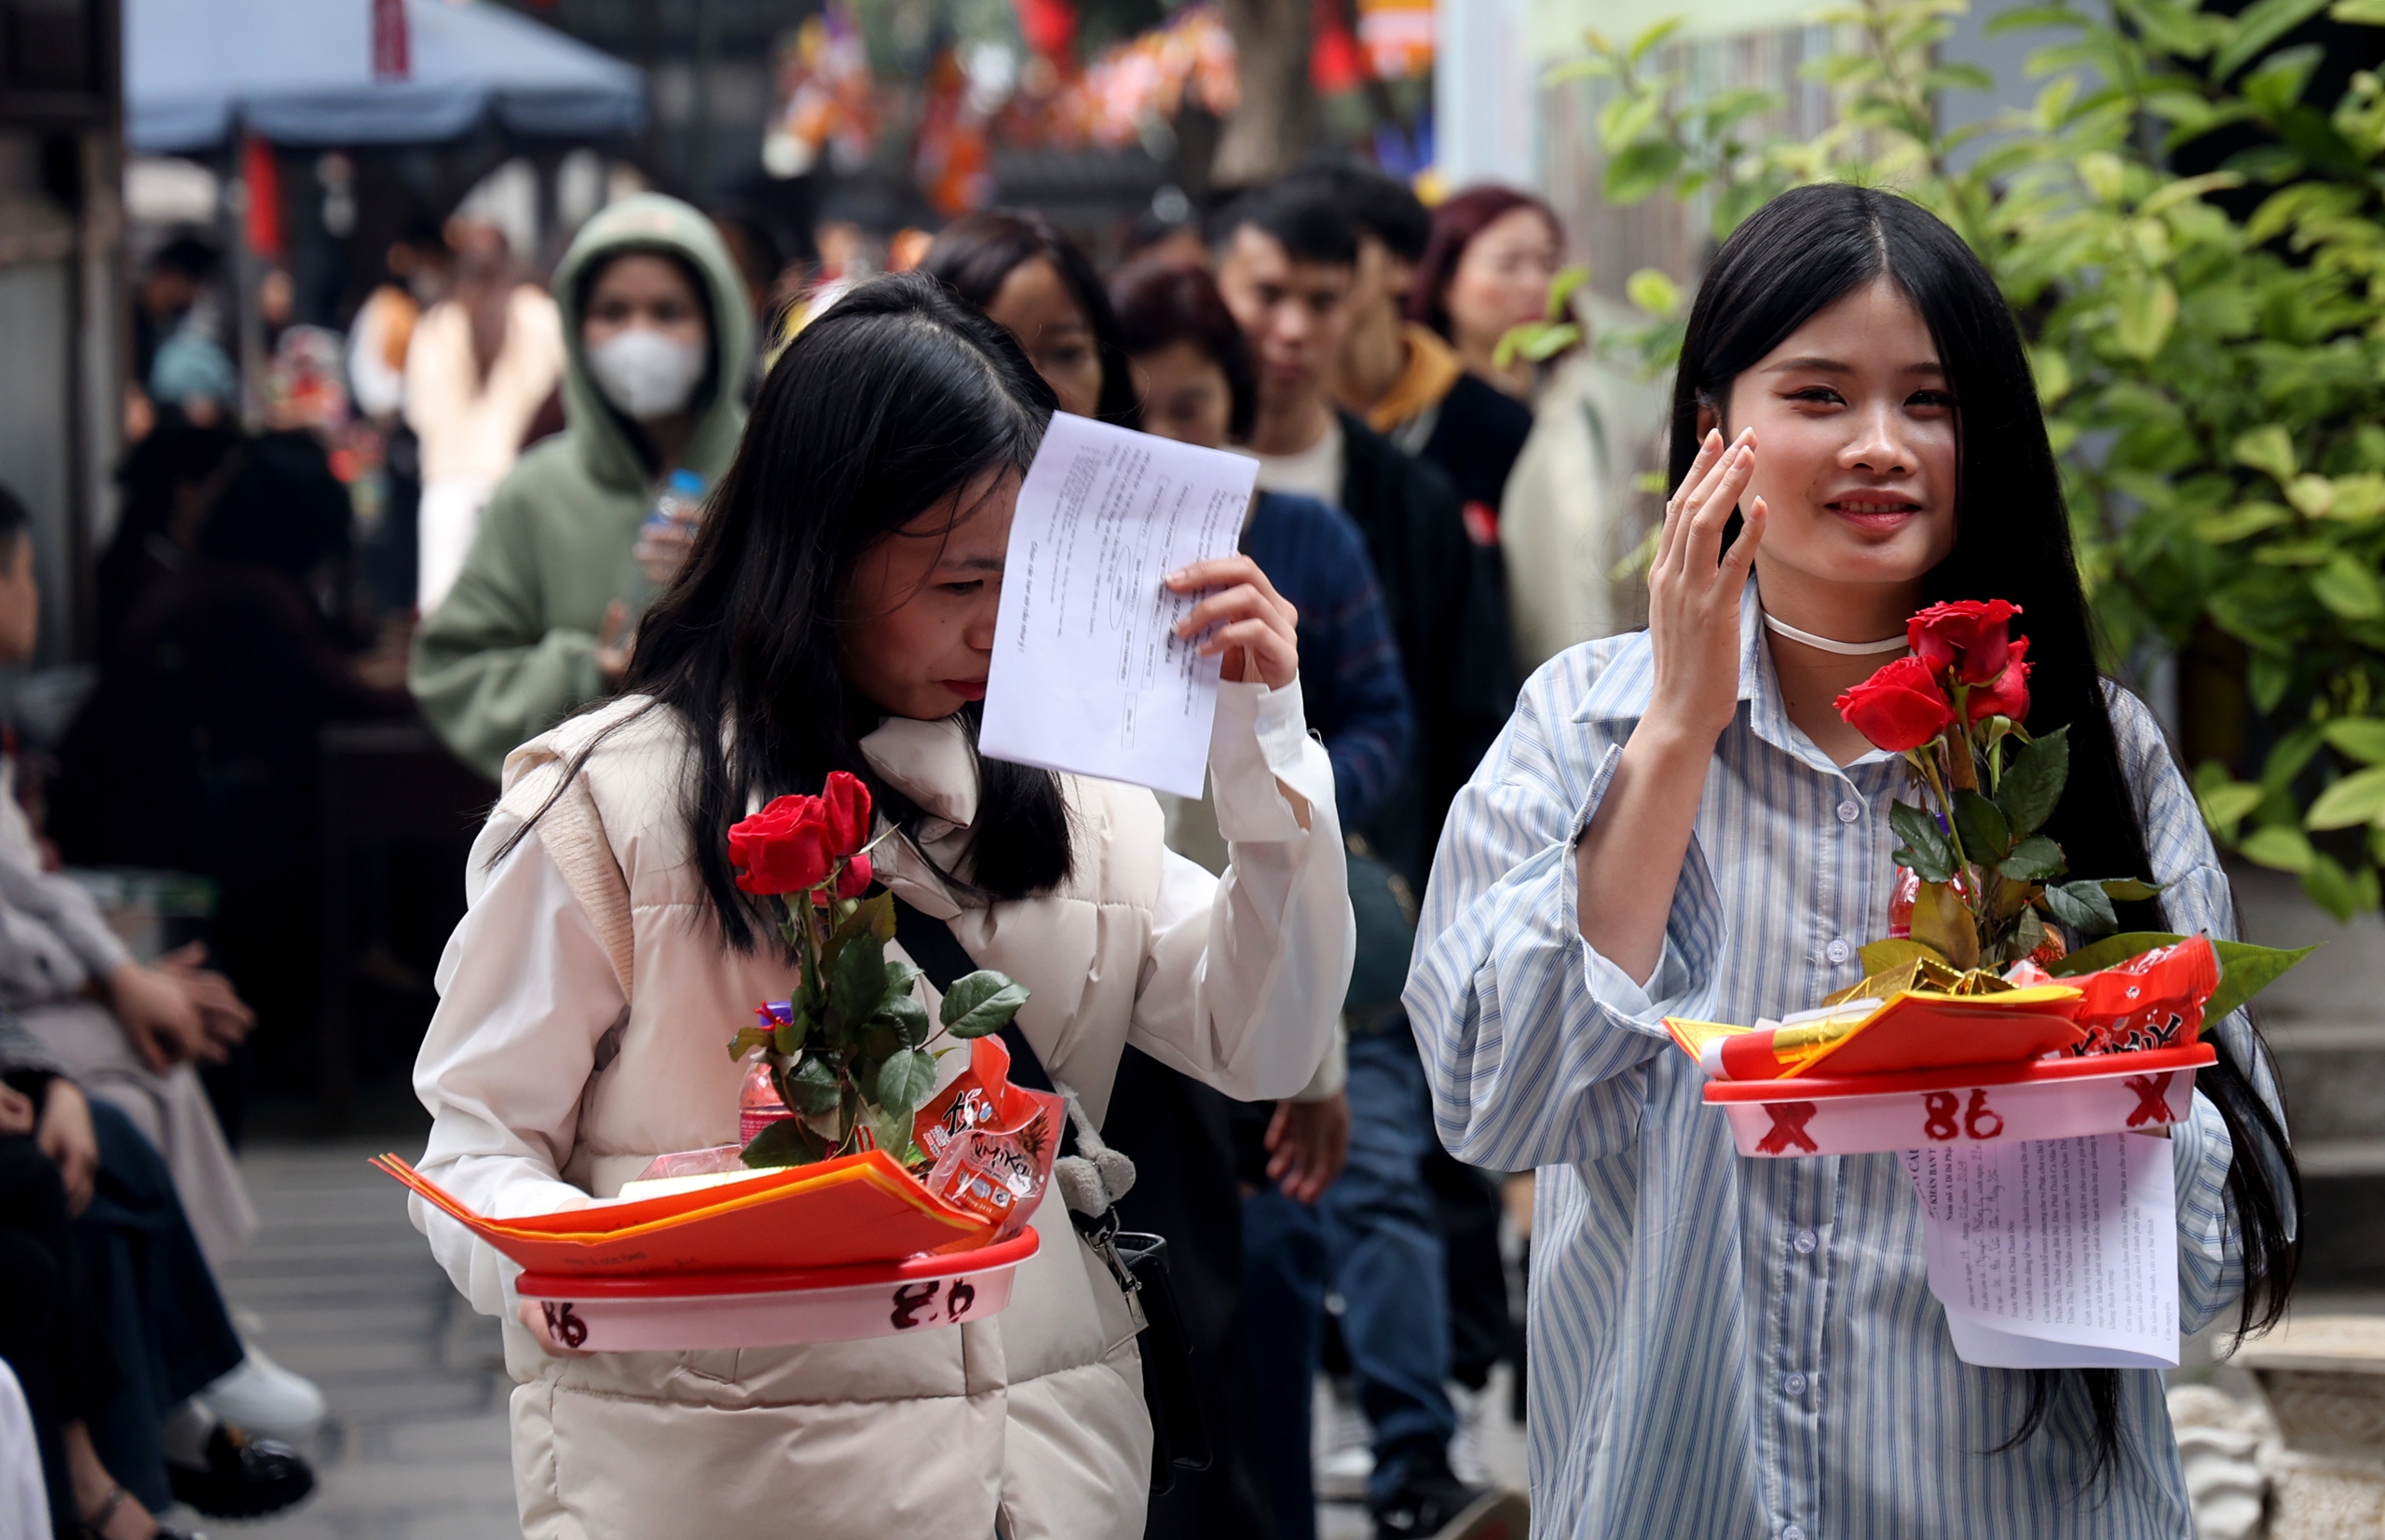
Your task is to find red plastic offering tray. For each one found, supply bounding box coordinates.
[513,1228,1043,1351]
[1701,1042,2215,1158]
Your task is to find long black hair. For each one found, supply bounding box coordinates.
[920,210,1143,430]
[518,271,1075,954]
[1671,184,2299,1482]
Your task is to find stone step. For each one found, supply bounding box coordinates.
[2265,1023,2385,1147]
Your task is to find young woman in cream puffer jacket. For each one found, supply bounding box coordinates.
[407,272,1351,1540]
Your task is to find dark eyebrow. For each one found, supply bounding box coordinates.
[938,553,1003,574]
[1765,356,1946,377]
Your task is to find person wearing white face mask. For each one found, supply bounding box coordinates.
[410,195,755,781]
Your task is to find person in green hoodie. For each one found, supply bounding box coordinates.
[410,194,756,780]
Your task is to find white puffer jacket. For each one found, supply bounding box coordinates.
[409,683,1349,1540]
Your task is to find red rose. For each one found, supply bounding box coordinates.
[836,852,874,900]
[1908,599,2022,685]
[729,795,838,894]
[1836,655,1956,753]
[822,770,872,856]
[1966,635,2031,724]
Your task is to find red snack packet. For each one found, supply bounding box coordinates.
[2066,934,2221,1056]
[912,1035,1064,1240]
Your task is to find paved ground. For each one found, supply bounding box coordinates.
[198,1142,519,1540]
[191,1139,1529,1540]
[178,1137,2381,1540]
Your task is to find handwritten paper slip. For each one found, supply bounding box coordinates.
[1901,1133,2179,1370]
[981,414,1257,798]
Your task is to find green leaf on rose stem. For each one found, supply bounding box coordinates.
[882,958,921,1001]
[1998,835,2066,882]
[729,1025,775,1061]
[877,990,931,1048]
[740,1116,826,1169]
[2207,939,2321,1020]
[940,970,1032,1038]
[2011,904,2047,962]
[2045,931,2186,975]
[1952,790,2013,865]
[1894,846,1956,885]
[874,1047,938,1118]
[863,1101,920,1167]
[1889,800,1958,880]
[2043,931,2319,1019]
[1987,872,2041,926]
[1909,880,1981,971]
[1995,727,2069,839]
[819,890,895,976]
[828,927,891,1029]
[2099,878,2164,902]
[2041,879,2119,936]
[859,1021,901,1066]
[1859,937,1942,975]
[784,1053,844,1115]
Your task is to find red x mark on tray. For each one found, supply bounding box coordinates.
[2123,1072,2175,1128]
[1756,1101,1819,1154]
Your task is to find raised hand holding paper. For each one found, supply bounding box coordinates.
[980,414,1256,797]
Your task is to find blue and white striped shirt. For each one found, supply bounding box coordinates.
[1404,583,2266,1539]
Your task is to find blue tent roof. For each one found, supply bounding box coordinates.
[128,0,647,155]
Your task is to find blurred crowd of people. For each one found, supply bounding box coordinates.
[0,157,1665,1540]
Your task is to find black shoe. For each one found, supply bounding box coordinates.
[1370,1454,1531,1540]
[168,1424,316,1520]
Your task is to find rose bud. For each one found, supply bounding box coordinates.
[1966,636,2031,724]
[836,853,874,900]
[822,770,873,857]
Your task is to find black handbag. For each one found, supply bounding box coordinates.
[891,897,1214,1490]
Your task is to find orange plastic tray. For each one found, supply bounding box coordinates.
[375,1151,992,1279]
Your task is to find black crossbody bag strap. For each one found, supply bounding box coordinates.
[890,894,1211,1485]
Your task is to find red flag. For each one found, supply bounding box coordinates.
[374,0,410,81]
[1013,0,1078,61]
[1310,0,1364,94]
[242,135,283,259]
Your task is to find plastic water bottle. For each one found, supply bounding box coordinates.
[740,1057,797,1146]
[623,468,707,616]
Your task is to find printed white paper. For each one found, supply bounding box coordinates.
[1901,1133,2178,1370]
[980,414,1256,797]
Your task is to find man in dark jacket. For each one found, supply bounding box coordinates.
[1289,162,1536,526]
[1213,184,1526,1540]
[1213,185,1516,888]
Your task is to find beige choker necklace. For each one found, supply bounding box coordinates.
[1761,611,1909,656]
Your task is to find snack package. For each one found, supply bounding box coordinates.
[2065,934,2220,1056]
[912,1035,1065,1240]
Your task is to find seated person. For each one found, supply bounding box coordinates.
[0,484,257,1264]
[0,1023,313,1536]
